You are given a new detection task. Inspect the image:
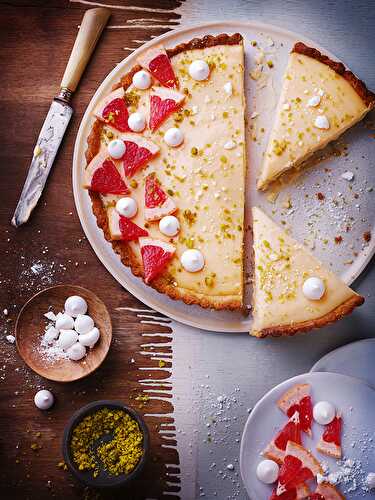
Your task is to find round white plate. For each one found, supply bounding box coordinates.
[240,372,375,499]
[311,339,375,389]
[73,21,375,333]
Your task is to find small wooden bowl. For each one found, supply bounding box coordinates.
[62,401,150,488]
[15,285,112,382]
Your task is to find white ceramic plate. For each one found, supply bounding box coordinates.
[73,21,375,333]
[240,371,375,499]
[311,339,375,389]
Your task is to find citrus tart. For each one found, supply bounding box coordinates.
[84,33,246,310]
[251,207,364,337]
[257,42,375,190]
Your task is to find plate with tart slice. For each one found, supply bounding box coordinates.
[240,372,375,499]
[73,21,375,334]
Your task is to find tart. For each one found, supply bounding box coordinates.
[85,33,246,310]
[251,207,364,337]
[257,42,375,190]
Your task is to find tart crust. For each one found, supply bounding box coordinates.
[85,33,244,311]
[293,42,375,108]
[253,294,364,338]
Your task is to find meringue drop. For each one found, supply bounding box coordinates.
[189,60,210,81]
[159,215,180,237]
[116,197,138,218]
[132,70,152,90]
[180,249,204,272]
[108,139,126,159]
[302,277,325,300]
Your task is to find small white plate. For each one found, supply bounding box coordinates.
[73,21,375,332]
[240,372,375,499]
[311,339,375,389]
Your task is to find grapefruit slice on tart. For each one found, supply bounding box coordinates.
[310,482,345,500]
[137,44,178,88]
[264,411,302,464]
[316,414,342,459]
[140,237,176,284]
[144,173,177,221]
[84,151,129,195]
[117,134,160,178]
[107,208,148,241]
[278,384,313,436]
[94,87,130,133]
[251,207,364,337]
[257,42,375,190]
[149,87,186,131]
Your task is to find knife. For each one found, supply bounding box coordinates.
[12,7,111,227]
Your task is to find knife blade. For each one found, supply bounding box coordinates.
[12,7,110,227]
[12,99,73,227]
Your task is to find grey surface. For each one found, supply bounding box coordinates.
[240,372,375,499]
[171,1,375,499]
[311,339,375,389]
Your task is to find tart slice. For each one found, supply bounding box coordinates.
[311,482,345,500]
[251,207,364,337]
[316,414,342,459]
[263,411,302,464]
[257,42,375,190]
[275,441,323,496]
[137,45,178,88]
[277,384,313,436]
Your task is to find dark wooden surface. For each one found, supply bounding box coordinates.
[0,1,183,498]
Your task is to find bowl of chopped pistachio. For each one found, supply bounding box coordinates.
[62,400,150,488]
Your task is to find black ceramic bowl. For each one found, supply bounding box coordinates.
[62,400,150,489]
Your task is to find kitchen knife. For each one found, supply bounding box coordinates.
[11,7,111,227]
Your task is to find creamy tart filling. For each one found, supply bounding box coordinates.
[258,50,374,190]
[88,38,246,309]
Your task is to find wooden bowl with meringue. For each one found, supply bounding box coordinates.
[15,284,112,382]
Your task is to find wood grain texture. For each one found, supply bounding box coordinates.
[0,0,182,498]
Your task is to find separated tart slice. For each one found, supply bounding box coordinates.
[316,414,342,459]
[85,33,246,310]
[257,42,375,190]
[251,207,364,337]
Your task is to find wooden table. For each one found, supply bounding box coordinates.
[0,1,182,498]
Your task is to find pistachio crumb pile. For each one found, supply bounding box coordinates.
[70,407,143,478]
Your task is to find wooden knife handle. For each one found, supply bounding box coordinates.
[60,7,111,93]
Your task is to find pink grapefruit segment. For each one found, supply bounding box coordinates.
[264,411,302,464]
[137,44,177,88]
[140,237,176,284]
[118,216,148,241]
[317,414,342,459]
[149,87,185,132]
[312,482,345,500]
[144,174,177,222]
[117,134,160,178]
[278,384,313,436]
[93,87,130,132]
[84,152,129,195]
